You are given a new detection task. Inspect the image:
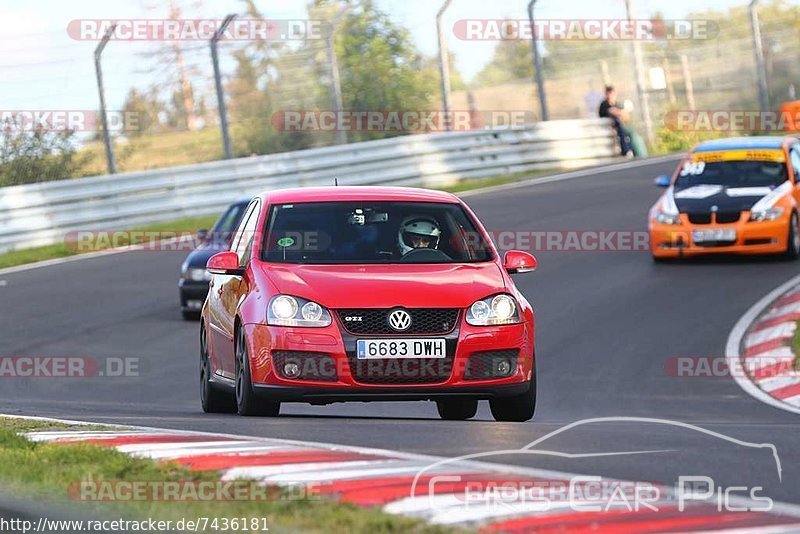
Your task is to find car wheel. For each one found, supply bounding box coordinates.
[784,212,800,260]
[235,326,280,417]
[182,310,200,321]
[490,377,536,422]
[436,399,478,420]
[200,324,234,413]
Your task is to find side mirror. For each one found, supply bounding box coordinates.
[504,250,537,274]
[655,175,671,188]
[196,228,209,242]
[207,251,245,276]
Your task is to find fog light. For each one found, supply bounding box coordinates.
[283,362,301,378]
[495,359,512,376]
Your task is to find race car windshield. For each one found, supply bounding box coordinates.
[262,201,493,264]
[674,159,787,189]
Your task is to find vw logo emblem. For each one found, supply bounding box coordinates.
[710,205,719,213]
[388,309,412,331]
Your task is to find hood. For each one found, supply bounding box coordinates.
[672,184,776,214]
[262,262,506,308]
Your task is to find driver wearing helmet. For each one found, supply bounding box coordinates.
[398,215,442,256]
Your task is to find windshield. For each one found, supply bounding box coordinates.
[213,203,249,233]
[262,201,493,264]
[674,159,787,189]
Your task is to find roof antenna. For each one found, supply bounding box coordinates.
[334,177,339,186]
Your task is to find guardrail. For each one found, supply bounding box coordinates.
[0,118,618,253]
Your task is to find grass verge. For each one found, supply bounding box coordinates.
[0,417,458,534]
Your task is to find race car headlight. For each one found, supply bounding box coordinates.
[267,295,331,327]
[654,211,681,225]
[466,294,521,326]
[750,207,784,222]
[185,267,211,282]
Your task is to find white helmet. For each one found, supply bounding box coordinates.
[398,215,441,255]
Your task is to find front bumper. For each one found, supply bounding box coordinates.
[650,215,788,257]
[179,279,209,311]
[241,318,534,401]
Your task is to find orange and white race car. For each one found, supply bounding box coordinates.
[649,136,800,260]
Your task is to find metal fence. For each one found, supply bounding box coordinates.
[0,118,617,253]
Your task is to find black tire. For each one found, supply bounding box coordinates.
[200,324,234,413]
[182,310,200,321]
[436,399,478,420]
[235,326,280,417]
[490,377,536,422]
[784,212,800,260]
[651,255,669,263]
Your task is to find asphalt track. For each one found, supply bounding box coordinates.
[3,157,800,505]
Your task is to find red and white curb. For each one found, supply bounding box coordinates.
[11,415,800,533]
[727,274,800,415]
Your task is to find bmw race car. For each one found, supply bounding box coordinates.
[200,187,538,421]
[649,136,800,260]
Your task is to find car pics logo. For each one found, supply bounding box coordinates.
[408,417,780,515]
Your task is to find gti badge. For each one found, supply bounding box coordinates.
[388,309,412,331]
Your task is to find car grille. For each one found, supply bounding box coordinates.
[336,308,460,335]
[686,212,740,225]
[346,339,458,384]
[715,212,740,224]
[687,213,712,224]
[272,351,338,382]
[464,349,519,380]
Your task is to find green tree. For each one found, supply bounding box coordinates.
[121,87,164,136]
[0,128,91,186]
[473,40,534,87]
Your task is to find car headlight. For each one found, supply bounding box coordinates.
[466,294,521,326]
[267,295,332,327]
[750,207,784,222]
[186,267,211,282]
[654,211,681,225]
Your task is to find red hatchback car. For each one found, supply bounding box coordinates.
[201,187,537,421]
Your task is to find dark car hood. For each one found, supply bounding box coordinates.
[673,184,775,213]
[263,263,507,309]
[183,242,229,268]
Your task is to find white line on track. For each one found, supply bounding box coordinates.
[726,272,800,415]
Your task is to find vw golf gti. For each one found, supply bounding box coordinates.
[200,186,537,421]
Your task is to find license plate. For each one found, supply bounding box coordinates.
[356,339,446,359]
[692,229,736,243]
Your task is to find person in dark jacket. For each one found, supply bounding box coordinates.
[598,85,632,156]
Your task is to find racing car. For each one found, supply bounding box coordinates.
[649,136,800,260]
[200,187,538,421]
